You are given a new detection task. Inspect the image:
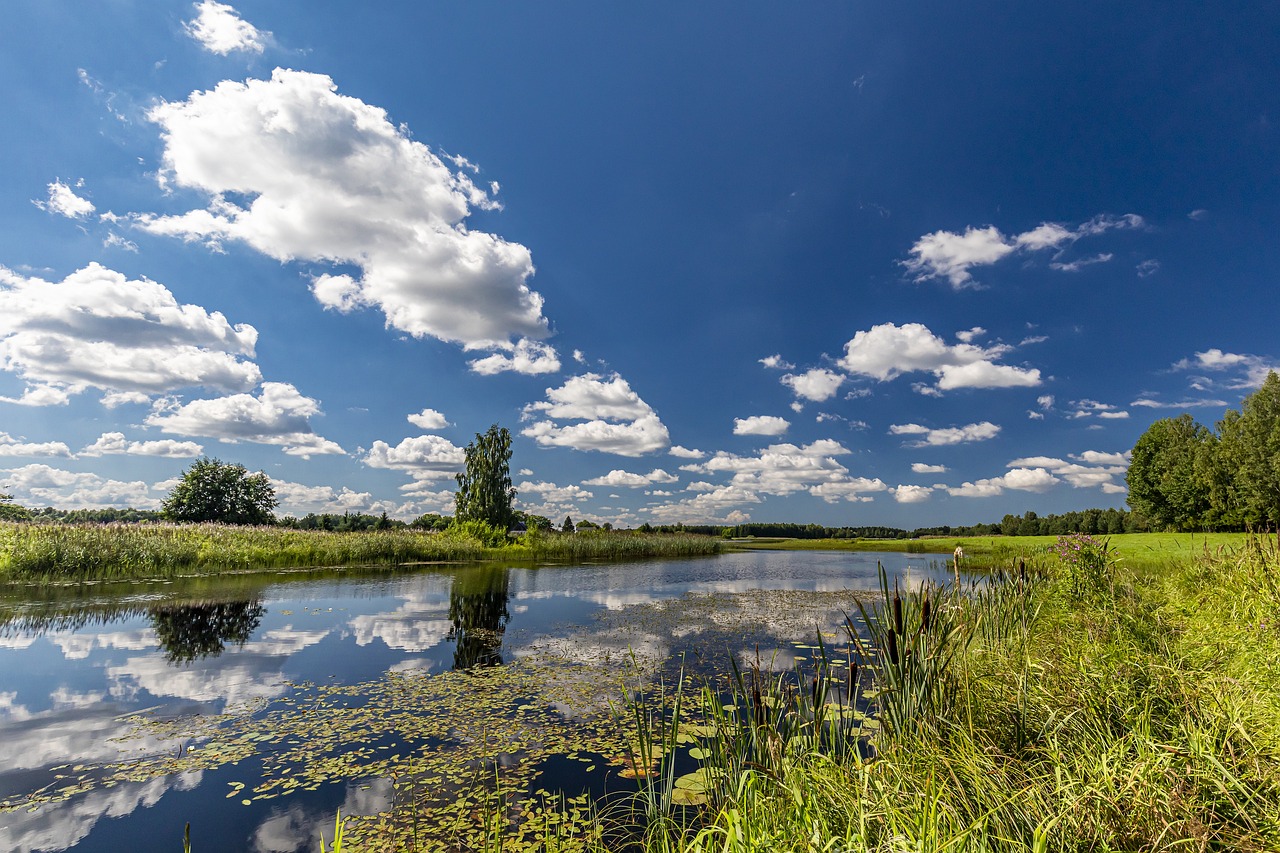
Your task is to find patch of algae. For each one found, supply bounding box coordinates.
[7,655,698,851]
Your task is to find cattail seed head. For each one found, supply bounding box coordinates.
[893,594,904,637]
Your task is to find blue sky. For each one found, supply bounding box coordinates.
[1,0,1277,527]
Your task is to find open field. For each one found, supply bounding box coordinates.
[731,531,1258,569]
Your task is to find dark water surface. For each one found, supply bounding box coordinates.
[0,550,955,852]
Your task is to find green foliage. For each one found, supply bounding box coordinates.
[561,515,575,533]
[409,512,452,531]
[0,492,31,522]
[447,518,508,548]
[281,511,405,531]
[1126,413,1213,530]
[454,424,517,530]
[1219,371,1280,526]
[162,457,277,525]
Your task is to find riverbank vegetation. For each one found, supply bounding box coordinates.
[733,530,1252,569]
[0,522,721,582]
[463,534,1278,852]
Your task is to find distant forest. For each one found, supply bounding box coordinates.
[14,506,1143,538]
[655,508,1144,539]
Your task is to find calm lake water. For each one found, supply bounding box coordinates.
[0,550,957,853]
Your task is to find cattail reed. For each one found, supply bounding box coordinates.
[921,596,932,633]
[893,589,904,637]
[887,628,900,667]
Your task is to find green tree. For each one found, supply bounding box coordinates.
[561,515,575,533]
[161,457,277,525]
[1126,414,1212,530]
[0,491,31,522]
[454,425,517,529]
[1219,371,1280,526]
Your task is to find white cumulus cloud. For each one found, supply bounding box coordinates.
[582,468,678,487]
[733,415,790,436]
[0,264,261,406]
[781,368,844,402]
[837,322,1040,392]
[80,432,203,458]
[137,68,549,353]
[522,373,669,456]
[406,408,450,430]
[145,382,343,458]
[183,1,268,55]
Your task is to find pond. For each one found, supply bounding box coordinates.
[0,550,959,853]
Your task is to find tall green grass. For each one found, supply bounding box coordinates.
[590,537,1280,852]
[0,522,722,581]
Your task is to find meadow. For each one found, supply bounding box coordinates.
[733,530,1254,570]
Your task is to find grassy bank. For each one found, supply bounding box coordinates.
[0,522,721,582]
[611,535,1280,851]
[732,530,1254,570]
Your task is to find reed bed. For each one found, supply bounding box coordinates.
[0,522,722,581]
[519,530,722,562]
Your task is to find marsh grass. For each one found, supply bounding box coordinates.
[0,522,720,581]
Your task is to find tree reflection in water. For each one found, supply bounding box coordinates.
[148,600,266,663]
[447,566,510,670]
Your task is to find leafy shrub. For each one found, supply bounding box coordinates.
[446,519,509,548]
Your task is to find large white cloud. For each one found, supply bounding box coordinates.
[0,264,261,406]
[903,214,1144,289]
[522,373,670,456]
[145,382,343,457]
[838,323,1040,391]
[889,421,1001,447]
[136,68,549,351]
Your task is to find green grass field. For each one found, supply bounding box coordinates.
[731,531,1257,569]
